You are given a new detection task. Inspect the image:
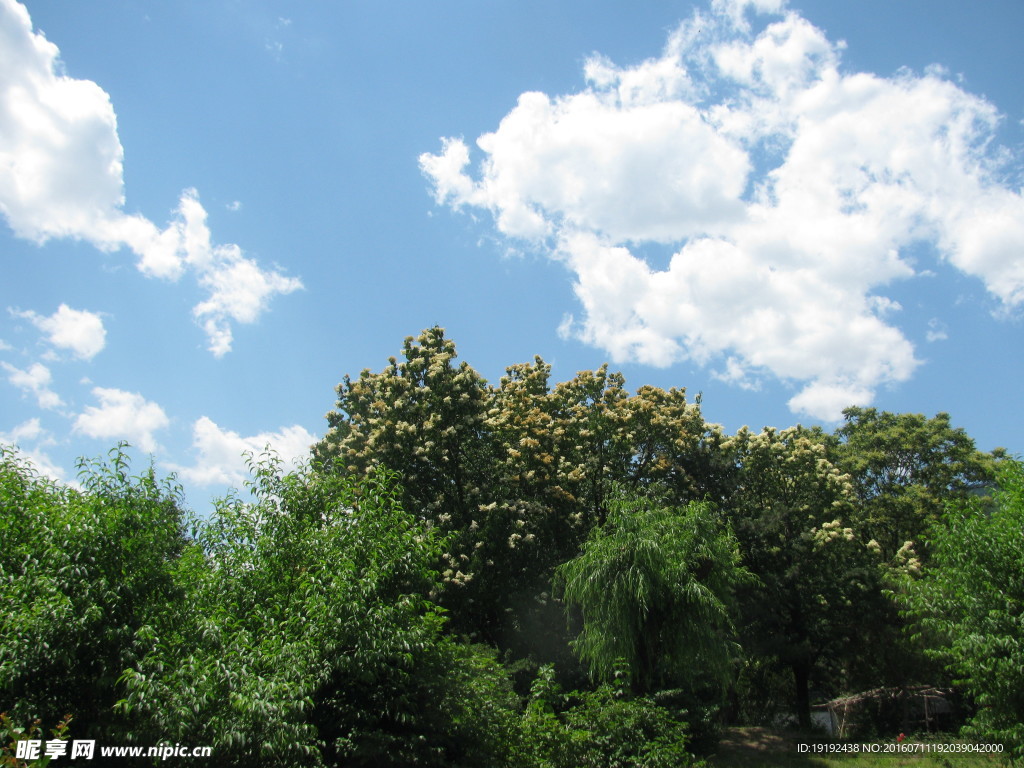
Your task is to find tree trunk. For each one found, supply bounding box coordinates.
[794,658,812,729]
[789,592,812,729]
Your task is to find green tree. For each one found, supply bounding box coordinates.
[313,328,502,639]
[0,445,188,741]
[725,426,879,728]
[830,409,1004,700]
[313,328,730,659]
[554,492,746,698]
[902,460,1024,760]
[314,327,491,532]
[119,453,521,767]
[481,361,726,659]
[519,667,702,768]
[833,407,1002,560]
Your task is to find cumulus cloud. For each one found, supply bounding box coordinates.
[420,0,1024,420]
[14,304,106,360]
[2,361,63,409]
[168,416,316,488]
[73,387,169,453]
[0,418,67,481]
[0,0,301,356]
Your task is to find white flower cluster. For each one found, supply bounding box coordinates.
[894,540,922,576]
[808,519,855,548]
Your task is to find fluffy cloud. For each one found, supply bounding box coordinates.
[14,304,106,360]
[421,0,1024,420]
[0,0,301,356]
[168,416,317,488]
[0,418,66,481]
[2,361,63,409]
[73,387,169,453]
[171,190,303,357]
[0,416,42,444]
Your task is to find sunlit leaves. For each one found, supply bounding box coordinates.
[0,444,188,740]
[902,460,1024,759]
[834,407,1003,560]
[117,456,457,766]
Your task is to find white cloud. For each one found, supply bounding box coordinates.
[0,0,301,356]
[14,303,106,360]
[0,416,42,445]
[73,387,169,453]
[0,0,126,246]
[0,418,67,482]
[174,189,302,357]
[168,416,316,488]
[420,0,1024,420]
[2,361,63,409]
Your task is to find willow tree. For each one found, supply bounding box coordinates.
[554,492,747,697]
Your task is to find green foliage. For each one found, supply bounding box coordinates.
[902,460,1024,760]
[118,452,521,767]
[555,492,746,697]
[314,327,730,657]
[834,407,1002,560]
[0,712,72,768]
[519,667,703,768]
[0,445,188,739]
[827,410,1004,694]
[725,426,879,727]
[4,329,1014,760]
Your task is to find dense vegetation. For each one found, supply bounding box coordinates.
[1,327,1018,766]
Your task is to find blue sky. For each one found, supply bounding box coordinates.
[2,0,1023,511]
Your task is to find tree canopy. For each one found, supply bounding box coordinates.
[1,326,1014,764]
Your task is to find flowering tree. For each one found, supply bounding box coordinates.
[725,426,879,728]
[313,328,730,655]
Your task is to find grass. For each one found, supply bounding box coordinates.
[705,727,1010,768]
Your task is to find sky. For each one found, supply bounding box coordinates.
[2,0,1023,512]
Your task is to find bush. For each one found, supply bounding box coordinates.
[520,666,704,768]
